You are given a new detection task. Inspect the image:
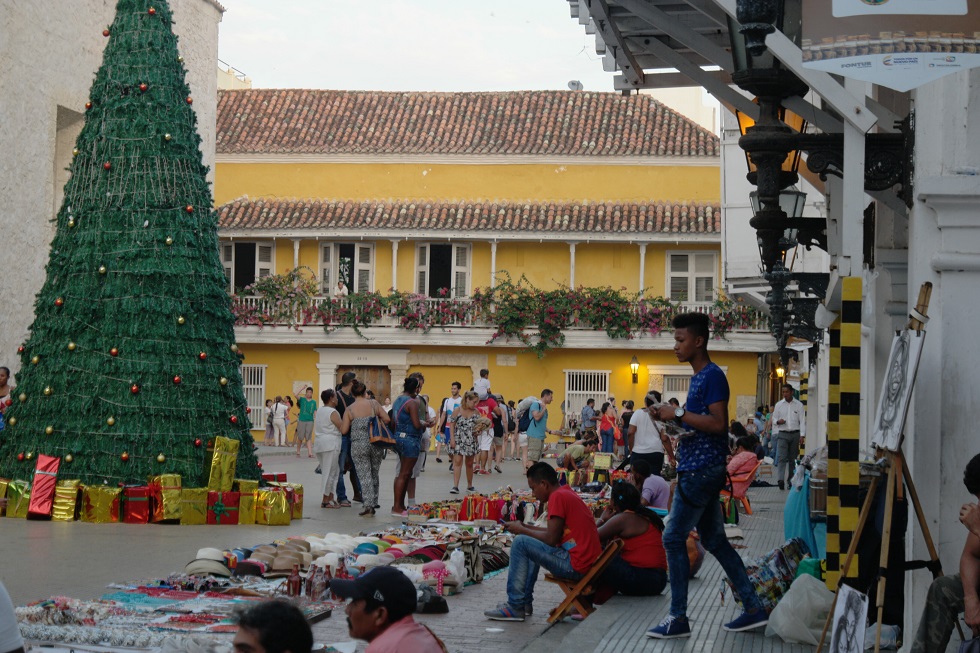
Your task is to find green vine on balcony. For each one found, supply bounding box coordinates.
[231,267,768,355]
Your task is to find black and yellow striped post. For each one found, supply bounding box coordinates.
[800,373,808,407]
[826,277,863,589]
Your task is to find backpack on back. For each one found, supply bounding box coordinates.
[517,398,540,432]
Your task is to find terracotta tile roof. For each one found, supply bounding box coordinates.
[216,198,720,236]
[216,89,718,157]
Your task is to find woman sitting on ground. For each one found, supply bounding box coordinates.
[594,482,668,603]
[630,459,670,509]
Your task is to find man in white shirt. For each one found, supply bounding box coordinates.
[435,382,463,464]
[627,390,675,475]
[771,384,805,490]
[334,279,349,297]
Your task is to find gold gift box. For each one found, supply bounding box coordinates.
[207,436,240,492]
[180,488,208,525]
[6,480,31,519]
[235,479,258,525]
[256,488,290,526]
[149,473,182,522]
[0,479,8,516]
[81,485,121,523]
[52,480,82,522]
[288,482,304,520]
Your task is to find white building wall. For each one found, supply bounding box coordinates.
[901,67,980,651]
[0,0,223,381]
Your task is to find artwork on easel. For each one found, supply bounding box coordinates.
[830,584,869,653]
[870,329,925,452]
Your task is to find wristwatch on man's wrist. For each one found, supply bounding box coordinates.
[674,407,685,420]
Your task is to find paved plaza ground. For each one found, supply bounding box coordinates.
[3,444,932,652]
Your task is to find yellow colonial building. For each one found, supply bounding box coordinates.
[213,89,773,435]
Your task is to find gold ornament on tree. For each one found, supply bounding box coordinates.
[157,453,166,463]
[45,426,54,435]
[106,416,116,426]
[65,454,73,463]
[43,386,52,396]
[219,377,228,386]
[67,341,76,351]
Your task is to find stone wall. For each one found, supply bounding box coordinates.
[0,0,222,379]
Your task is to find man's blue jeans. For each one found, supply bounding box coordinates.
[663,464,763,618]
[506,534,581,608]
[335,435,361,501]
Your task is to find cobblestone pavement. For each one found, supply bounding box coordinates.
[4,447,861,653]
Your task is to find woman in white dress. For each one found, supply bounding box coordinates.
[313,389,344,508]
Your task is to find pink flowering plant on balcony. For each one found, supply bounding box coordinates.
[231,268,767,351]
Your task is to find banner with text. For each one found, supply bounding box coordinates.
[804,0,980,91]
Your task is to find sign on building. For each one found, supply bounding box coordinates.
[803,0,980,91]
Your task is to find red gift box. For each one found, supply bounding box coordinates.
[28,454,60,519]
[261,472,287,482]
[123,486,151,524]
[207,491,241,525]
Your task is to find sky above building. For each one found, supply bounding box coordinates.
[217,0,618,92]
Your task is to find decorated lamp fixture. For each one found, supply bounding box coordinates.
[629,356,640,384]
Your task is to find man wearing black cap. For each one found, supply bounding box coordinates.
[331,566,446,652]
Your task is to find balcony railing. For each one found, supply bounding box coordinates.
[231,294,771,336]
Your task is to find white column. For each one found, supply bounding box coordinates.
[638,243,647,293]
[292,239,300,270]
[569,242,577,288]
[490,241,498,288]
[316,363,338,396]
[390,240,399,291]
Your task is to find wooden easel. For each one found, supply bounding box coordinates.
[816,282,963,652]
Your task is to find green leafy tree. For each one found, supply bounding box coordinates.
[0,0,260,486]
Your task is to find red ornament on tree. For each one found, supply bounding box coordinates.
[185,205,194,214]
[121,452,130,462]
[54,297,64,307]
[85,101,92,110]
[257,461,263,469]
[198,352,207,361]
[17,453,25,462]
[17,345,24,354]
[103,29,110,37]
[4,399,12,407]
[103,161,111,170]
[186,96,193,105]
[139,83,148,92]
[110,347,119,357]
[245,407,252,414]
[148,7,156,15]
[194,438,202,447]
[229,415,239,425]
[130,383,140,394]
[173,375,182,385]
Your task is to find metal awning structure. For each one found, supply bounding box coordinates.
[566,0,881,135]
[568,0,911,277]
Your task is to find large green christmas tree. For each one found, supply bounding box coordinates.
[0,0,260,486]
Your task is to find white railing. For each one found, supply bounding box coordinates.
[232,294,770,333]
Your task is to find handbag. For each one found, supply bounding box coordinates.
[369,415,397,450]
[960,637,980,653]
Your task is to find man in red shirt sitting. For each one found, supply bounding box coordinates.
[485,462,601,621]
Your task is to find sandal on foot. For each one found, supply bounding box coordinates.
[359,507,376,517]
[338,500,352,507]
